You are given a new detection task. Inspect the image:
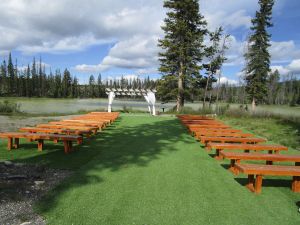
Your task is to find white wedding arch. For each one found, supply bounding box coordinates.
[106,88,157,115]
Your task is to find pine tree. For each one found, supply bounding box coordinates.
[0,60,7,94]
[25,65,32,97]
[244,0,274,111]
[62,69,72,97]
[31,57,38,96]
[88,75,95,97]
[158,0,207,111]
[7,53,15,94]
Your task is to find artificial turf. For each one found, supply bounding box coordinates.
[1,114,300,224]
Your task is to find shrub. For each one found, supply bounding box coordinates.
[0,100,21,113]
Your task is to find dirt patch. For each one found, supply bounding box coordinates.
[0,161,72,225]
[0,115,79,132]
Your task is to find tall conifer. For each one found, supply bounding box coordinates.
[244,0,274,111]
[158,0,207,111]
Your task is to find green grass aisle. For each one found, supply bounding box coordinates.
[1,114,300,224]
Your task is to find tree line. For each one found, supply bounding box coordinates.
[156,0,300,111]
[0,53,157,98]
[212,70,300,106]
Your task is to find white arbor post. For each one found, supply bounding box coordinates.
[108,91,115,112]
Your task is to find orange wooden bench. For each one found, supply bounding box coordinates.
[220,151,300,174]
[49,121,103,130]
[72,116,112,124]
[191,128,242,136]
[36,124,98,134]
[177,115,214,120]
[181,120,222,124]
[200,136,267,146]
[207,143,288,159]
[89,112,119,121]
[195,132,254,139]
[234,164,300,194]
[19,127,92,137]
[0,132,82,153]
[187,124,230,128]
[61,120,106,128]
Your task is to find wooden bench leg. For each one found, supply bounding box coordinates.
[292,176,300,192]
[229,159,236,173]
[13,138,19,149]
[229,159,240,175]
[254,175,263,194]
[7,137,13,151]
[266,160,273,165]
[63,141,72,154]
[246,174,255,192]
[63,141,69,154]
[37,140,44,152]
[77,138,83,145]
[214,149,222,160]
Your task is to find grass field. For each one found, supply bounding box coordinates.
[1,114,300,224]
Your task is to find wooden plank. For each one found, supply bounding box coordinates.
[196,132,254,138]
[235,164,300,176]
[200,136,267,145]
[208,143,288,151]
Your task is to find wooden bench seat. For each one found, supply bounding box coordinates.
[36,124,98,134]
[62,120,106,128]
[235,164,300,193]
[19,127,91,137]
[72,117,112,124]
[200,136,267,146]
[191,128,242,136]
[182,120,223,124]
[49,121,103,130]
[177,115,214,120]
[187,124,230,128]
[195,132,254,138]
[208,143,288,159]
[220,152,299,174]
[0,132,82,153]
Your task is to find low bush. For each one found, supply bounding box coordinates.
[0,100,21,113]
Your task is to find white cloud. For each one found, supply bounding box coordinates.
[271,59,300,76]
[75,35,160,72]
[270,41,300,63]
[286,59,300,73]
[270,65,290,76]
[219,76,238,85]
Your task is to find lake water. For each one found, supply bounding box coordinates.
[1,97,299,117]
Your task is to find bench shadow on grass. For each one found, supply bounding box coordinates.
[234,177,291,188]
[6,116,195,215]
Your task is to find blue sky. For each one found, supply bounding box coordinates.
[1,0,300,84]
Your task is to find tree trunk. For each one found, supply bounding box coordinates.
[251,97,256,112]
[176,62,184,112]
[203,76,210,109]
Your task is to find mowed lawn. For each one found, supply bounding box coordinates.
[1,114,300,225]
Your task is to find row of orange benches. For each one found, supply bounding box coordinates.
[0,112,120,154]
[177,114,300,194]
